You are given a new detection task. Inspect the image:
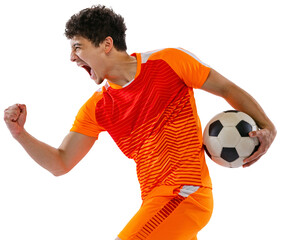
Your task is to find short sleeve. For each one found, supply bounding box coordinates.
[155,48,211,89]
[70,91,105,138]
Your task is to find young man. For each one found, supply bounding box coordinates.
[4,5,276,240]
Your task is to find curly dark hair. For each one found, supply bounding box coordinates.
[65,5,127,51]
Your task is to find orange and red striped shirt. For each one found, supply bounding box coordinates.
[71,48,212,199]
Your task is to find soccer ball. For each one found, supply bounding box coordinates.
[203,110,260,168]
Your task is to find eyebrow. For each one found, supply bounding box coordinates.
[72,43,82,48]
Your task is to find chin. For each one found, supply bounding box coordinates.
[94,78,104,85]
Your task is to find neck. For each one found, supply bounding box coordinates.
[105,50,137,87]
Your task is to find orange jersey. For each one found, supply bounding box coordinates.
[71,48,212,199]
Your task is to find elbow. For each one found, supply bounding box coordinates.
[52,171,66,177]
[52,150,72,177]
[52,166,70,177]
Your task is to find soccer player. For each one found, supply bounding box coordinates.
[4,5,276,240]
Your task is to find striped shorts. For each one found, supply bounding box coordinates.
[118,185,213,240]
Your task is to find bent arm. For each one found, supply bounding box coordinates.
[201,69,276,167]
[4,104,97,176]
[201,69,275,130]
[14,131,96,176]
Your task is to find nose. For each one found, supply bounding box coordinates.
[70,51,78,62]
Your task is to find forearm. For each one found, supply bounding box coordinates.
[4,104,96,175]
[223,83,276,131]
[14,129,67,176]
[202,69,276,132]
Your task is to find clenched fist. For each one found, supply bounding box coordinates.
[4,104,27,138]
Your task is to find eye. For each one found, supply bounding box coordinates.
[72,43,82,52]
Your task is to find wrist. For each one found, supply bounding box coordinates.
[258,119,276,132]
[269,125,277,138]
[265,123,276,134]
[260,123,277,140]
[12,128,27,141]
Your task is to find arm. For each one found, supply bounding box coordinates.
[4,104,96,176]
[201,69,277,167]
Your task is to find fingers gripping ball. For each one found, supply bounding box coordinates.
[203,110,260,168]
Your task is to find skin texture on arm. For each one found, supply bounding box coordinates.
[201,69,277,167]
[4,104,97,176]
[57,131,97,175]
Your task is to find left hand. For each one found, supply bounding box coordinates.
[243,127,277,168]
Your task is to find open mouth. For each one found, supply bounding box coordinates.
[81,65,92,76]
[80,64,96,80]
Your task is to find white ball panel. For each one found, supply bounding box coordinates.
[253,136,259,146]
[218,127,241,147]
[236,137,256,157]
[205,136,222,157]
[229,157,244,168]
[237,111,256,126]
[219,112,241,126]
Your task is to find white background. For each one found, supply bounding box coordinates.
[1,0,280,239]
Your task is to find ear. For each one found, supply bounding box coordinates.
[103,36,114,54]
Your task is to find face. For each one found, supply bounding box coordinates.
[70,36,106,84]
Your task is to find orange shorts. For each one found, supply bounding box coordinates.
[118,185,213,240]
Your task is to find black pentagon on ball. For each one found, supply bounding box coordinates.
[203,144,212,159]
[209,120,223,136]
[221,147,239,162]
[236,120,252,137]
